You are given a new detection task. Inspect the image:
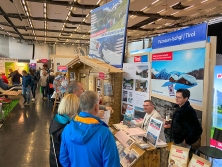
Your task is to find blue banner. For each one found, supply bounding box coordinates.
[89,0,130,68]
[152,23,207,49]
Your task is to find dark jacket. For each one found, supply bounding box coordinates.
[12,72,22,84]
[171,101,202,145]
[49,114,71,167]
[47,75,55,95]
[0,78,9,90]
[30,74,38,86]
[22,74,32,87]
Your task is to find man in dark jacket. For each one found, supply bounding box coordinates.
[22,70,32,105]
[171,89,202,148]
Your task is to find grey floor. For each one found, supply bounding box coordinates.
[0,92,54,167]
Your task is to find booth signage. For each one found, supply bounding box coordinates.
[152,23,207,49]
[99,72,105,79]
[211,66,222,151]
[152,52,173,61]
[41,59,48,63]
[57,66,68,72]
[134,56,141,62]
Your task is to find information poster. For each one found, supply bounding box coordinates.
[151,48,205,106]
[89,0,130,68]
[57,65,68,72]
[122,63,151,118]
[210,66,222,166]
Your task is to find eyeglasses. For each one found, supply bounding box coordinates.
[175,96,183,99]
[143,105,152,107]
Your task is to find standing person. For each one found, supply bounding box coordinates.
[66,80,114,117]
[22,70,32,105]
[46,72,55,101]
[140,100,166,142]
[1,73,8,84]
[39,70,48,99]
[29,69,38,101]
[60,91,120,167]
[49,94,79,167]
[12,70,22,85]
[171,89,202,148]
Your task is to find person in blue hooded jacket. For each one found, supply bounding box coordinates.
[49,94,80,167]
[60,90,120,167]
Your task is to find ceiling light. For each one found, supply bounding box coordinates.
[96,0,101,5]
[170,2,179,7]
[148,21,154,25]
[152,0,159,5]
[26,12,29,16]
[184,5,194,10]
[201,0,208,3]
[86,14,89,18]
[140,6,148,11]
[171,11,179,15]
[141,25,146,28]
[24,6,27,12]
[157,9,165,13]
[22,0,25,5]
[157,18,162,21]
[44,3,46,8]
[66,16,69,20]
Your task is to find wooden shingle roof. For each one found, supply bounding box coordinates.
[66,56,123,73]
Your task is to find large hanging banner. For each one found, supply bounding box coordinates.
[151,48,205,106]
[151,23,207,106]
[89,0,130,68]
[121,63,151,118]
[211,66,222,166]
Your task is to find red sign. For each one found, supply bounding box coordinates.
[134,56,141,62]
[217,74,222,79]
[57,66,68,72]
[90,29,107,38]
[99,72,105,79]
[196,160,204,166]
[152,52,173,61]
[176,149,183,154]
[41,59,48,63]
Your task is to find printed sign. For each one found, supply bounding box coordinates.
[134,56,141,62]
[151,48,205,106]
[57,66,68,72]
[152,52,173,61]
[89,0,130,68]
[41,59,48,63]
[152,23,207,49]
[99,72,105,79]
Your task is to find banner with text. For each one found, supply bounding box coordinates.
[89,0,130,68]
[152,23,207,49]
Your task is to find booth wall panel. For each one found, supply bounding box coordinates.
[0,35,9,57]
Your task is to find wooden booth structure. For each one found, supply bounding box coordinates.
[66,56,123,124]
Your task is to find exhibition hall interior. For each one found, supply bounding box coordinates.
[0,0,222,166]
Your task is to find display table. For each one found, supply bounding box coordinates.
[110,125,169,167]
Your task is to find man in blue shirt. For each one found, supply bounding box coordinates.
[60,91,120,167]
[22,70,32,105]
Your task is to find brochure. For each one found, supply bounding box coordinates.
[120,148,140,167]
[123,105,134,126]
[115,130,134,149]
[146,117,163,147]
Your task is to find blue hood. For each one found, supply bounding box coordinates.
[69,112,107,145]
[54,114,71,124]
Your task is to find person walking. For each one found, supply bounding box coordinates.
[12,70,22,85]
[49,94,79,167]
[46,72,55,101]
[39,70,48,99]
[22,70,32,105]
[29,69,38,101]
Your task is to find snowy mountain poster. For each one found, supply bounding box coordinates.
[89,0,130,68]
[151,48,205,106]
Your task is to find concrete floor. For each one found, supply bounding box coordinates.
[0,93,54,167]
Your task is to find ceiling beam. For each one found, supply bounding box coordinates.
[23,34,89,40]
[128,11,181,20]
[25,0,98,9]
[0,7,24,39]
